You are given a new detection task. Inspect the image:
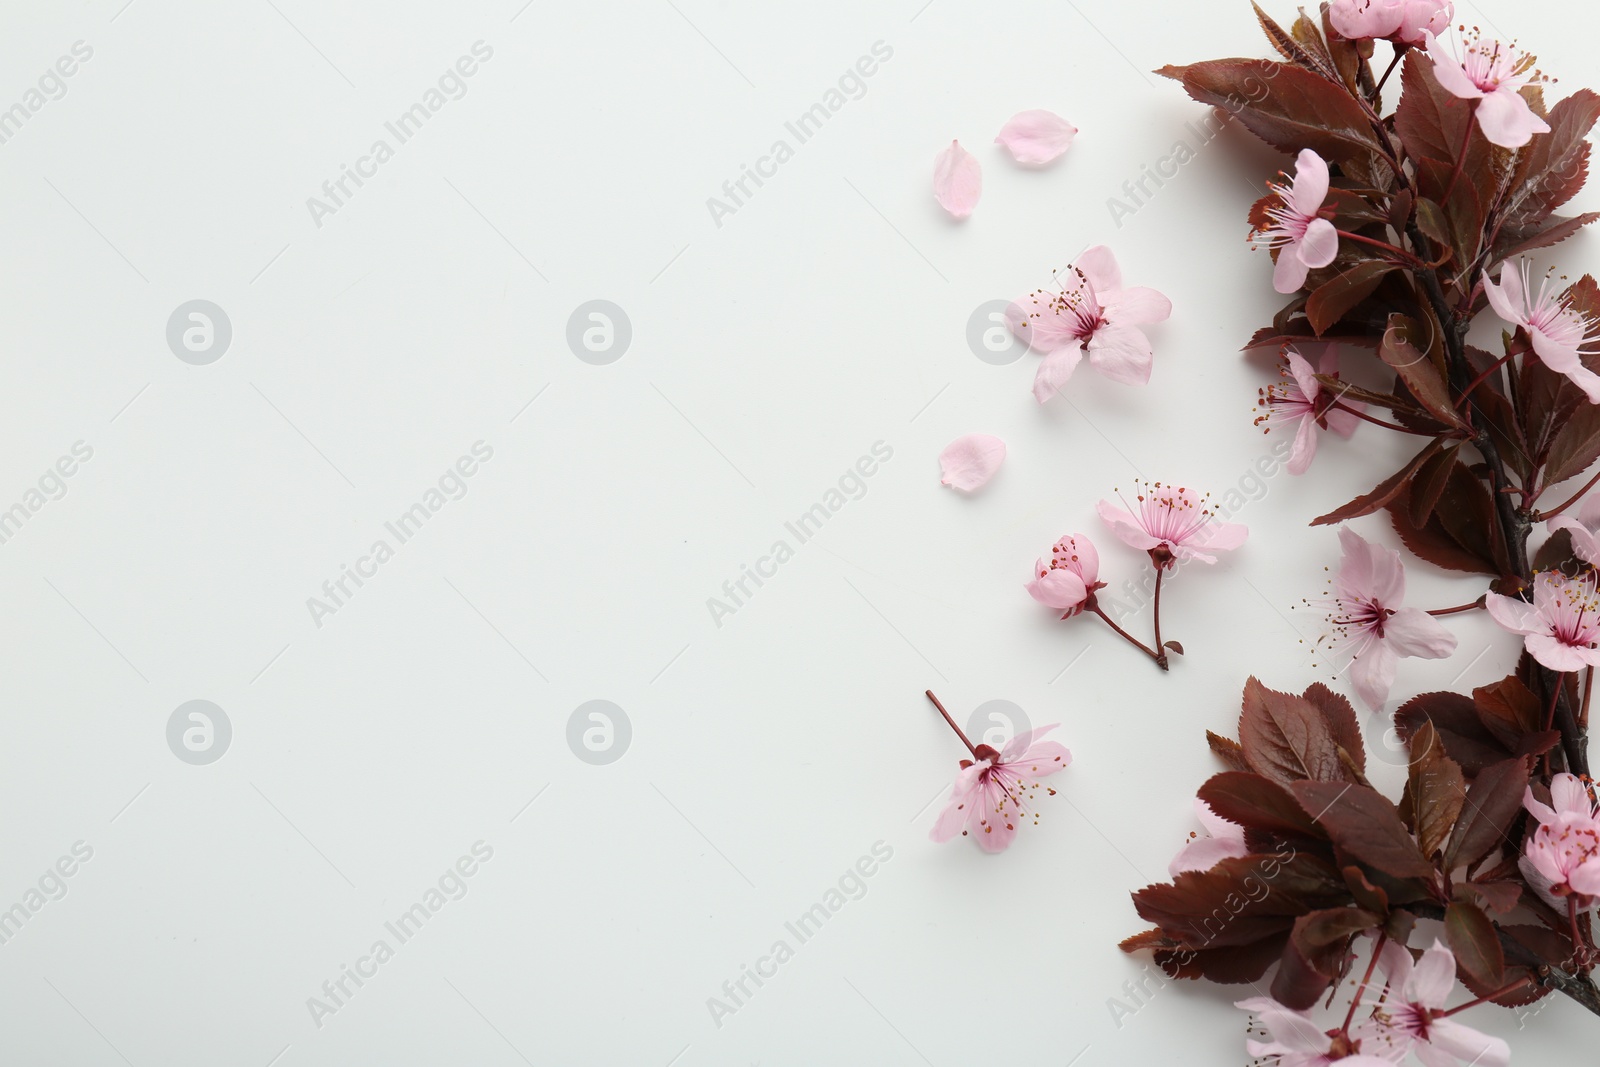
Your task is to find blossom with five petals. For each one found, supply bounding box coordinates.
[1358,940,1510,1067]
[1483,258,1600,403]
[1006,245,1172,401]
[1485,570,1600,672]
[1314,527,1458,711]
[1520,771,1600,911]
[1255,345,1363,475]
[1424,31,1551,148]
[1097,481,1248,569]
[1251,149,1338,294]
[930,725,1071,852]
[1025,533,1104,617]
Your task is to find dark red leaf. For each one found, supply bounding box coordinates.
[1239,677,1350,785]
[1444,757,1532,871]
[1445,901,1506,987]
[1206,729,1252,772]
[1307,260,1397,334]
[1273,907,1381,1009]
[1503,89,1600,228]
[1302,682,1365,774]
[1292,780,1435,880]
[1408,440,1460,528]
[1406,721,1465,861]
[1199,772,1325,839]
[1380,314,1465,428]
[1157,59,1383,164]
[1313,437,1445,526]
[1395,691,1513,775]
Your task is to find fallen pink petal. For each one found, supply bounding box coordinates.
[932,139,982,218]
[938,433,1006,491]
[994,109,1077,165]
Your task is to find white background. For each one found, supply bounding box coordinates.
[0,0,1595,1063]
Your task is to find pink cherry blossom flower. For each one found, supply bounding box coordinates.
[1006,245,1172,401]
[930,724,1071,852]
[1483,259,1600,402]
[1168,799,1249,876]
[1255,345,1364,475]
[1547,493,1600,566]
[1424,30,1551,149]
[932,140,982,218]
[1251,149,1338,294]
[1357,940,1509,1067]
[994,109,1077,165]
[1485,570,1600,672]
[1520,772,1600,911]
[1330,0,1451,45]
[1025,533,1104,617]
[1314,527,1457,711]
[1235,996,1399,1067]
[1097,481,1248,569]
[938,433,1006,491]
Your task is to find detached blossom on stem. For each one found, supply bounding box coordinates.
[1483,259,1600,402]
[1006,245,1172,401]
[1424,30,1551,148]
[926,692,1070,853]
[1313,527,1457,711]
[1485,570,1600,672]
[1330,0,1452,45]
[1255,345,1363,475]
[1025,533,1103,617]
[1521,772,1600,911]
[1359,940,1510,1067]
[1097,481,1248,569]
[1251,149,1338,294]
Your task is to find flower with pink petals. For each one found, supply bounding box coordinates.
[1255,345,1363,475]
[1424,30,1551,148]
[1330,0,1452,45]
[1026,533,1104,617]
[1168,799,1249,877]
[930,724,1071,852]
[1486,570,1600,672]
[1006,245,1172,401]
[1314,527,1458,711]
[1235,996,1399,1067]
[1547,493,1600,566]
[1520,772,1600,911]
[1252,149,1339,294]
[1357,940,1509,1067]
[1484,259,1600,402]
[1097,481,1248,569]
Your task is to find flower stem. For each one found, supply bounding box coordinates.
[1335,228,1428,268]
[1453,351,1515,409]
[1329,400,1438,435]
[1370,46,1405,102]
[1438,975,1537,1016]
[1582,667,1593,732]
[924,690,978,758]
[1089,604,1167,670]
[1538,466,1600,521]
[1152,567,1170,670]
[1340,933,1387,1034]
[1426,600,1484,616]
[1570,896,1593,973]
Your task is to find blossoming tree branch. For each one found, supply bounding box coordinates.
[1099,1,1600,1058]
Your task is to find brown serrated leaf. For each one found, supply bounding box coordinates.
[1199,772,1325,839]
[1446,901,1506,987]
[1444,757,1532,871]
[1313,437,1446,526]
[1206,729,1252,772]
[1292,780,1435,880]
[1395,692,1513,775]
[1408,440,1460,528]
[1307,260,1397,334]
[1406,721,1465,860]
[1239,677,1350,785]
[1302,683,1365,774]
[1381,314,1465,427]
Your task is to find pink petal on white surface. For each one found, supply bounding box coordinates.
[933,140,982,218]
[994,109,1077,165]
[938,433,1007,491]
